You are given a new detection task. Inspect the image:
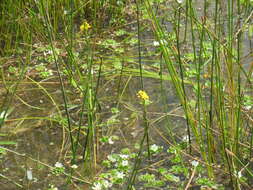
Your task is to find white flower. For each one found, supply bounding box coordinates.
[121,160,129,166]
[116,171,125,179]
[191,160,199,167]
[182,135,189,142]
[48,69,53,76]
[26,169,33,181]
[54,162,64,168]
[150,144,159,152]
[92,182,102,190]
[153,41,160,46]
[177,0,184,3]
[234,171,242,178]
[71,164,78,169]
[102,180,112,188]
[108,137,114,144]
[238,171,242,178]
[119,154,129,159]
[43,50,53,56]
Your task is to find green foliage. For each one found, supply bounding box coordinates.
[51,162,65,176]
[138,173,165,187]
[0,0,252,189]
[196,177,220,189]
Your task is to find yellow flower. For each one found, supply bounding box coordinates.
[137,90,149,101]
[80,21,91,32]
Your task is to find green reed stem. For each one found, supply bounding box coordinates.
[126,103,149,190]
[135,0,144,89]
[136,0,151,158]
[40,0,75,160]
[175,6,192,153]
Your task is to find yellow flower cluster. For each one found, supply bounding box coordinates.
[80,21,91,32]
[137,90,149,101]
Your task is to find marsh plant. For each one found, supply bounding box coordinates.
[0,0,252,190]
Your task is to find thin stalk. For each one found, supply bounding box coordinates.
[209,0,217,167]
[183,0,189,42]
[175,6,192,153]
[234,0,242,188]
[116,57,125,107]
[40,0,75,160]
[159,55,176,144]
[82,53,97,174]
[135,0,150,159]
[144,0,204,169]
[135,0,144,89]
[214,0,234,185]
[126,104,149,190]
[73,89,87,163]
[227,0,239,188]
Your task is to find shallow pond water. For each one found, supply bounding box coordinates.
[0,1,252,190]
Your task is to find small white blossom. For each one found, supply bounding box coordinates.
[102,180,112,188]
[150,144,159,152]
[119,154,129,159]
[121,160,129,166]
[26,169,33,181]
[191,160,199,167]
[116,171,125,179]
[108,137,114,144]
[182,135,189,142]
[48,69,53,76]
[43,50,53,56]
[92,182,102,190]
[234,171,242,178]
[177,0,184,3]
[153,41,160,46]
[54,162,64,168]
[71,164,78,169]
[238,171,242,178]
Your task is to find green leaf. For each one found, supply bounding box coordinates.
[0,141,17,145]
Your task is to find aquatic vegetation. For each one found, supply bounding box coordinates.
[0,0,252,189]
